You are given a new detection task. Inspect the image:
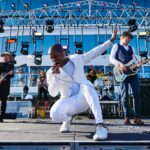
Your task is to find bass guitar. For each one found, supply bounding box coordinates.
[113,58,150,82]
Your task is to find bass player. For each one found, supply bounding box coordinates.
[109,31,144,125]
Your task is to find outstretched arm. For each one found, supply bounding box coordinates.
[82,27,118,64]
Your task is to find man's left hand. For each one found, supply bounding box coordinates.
[136,63,141,68]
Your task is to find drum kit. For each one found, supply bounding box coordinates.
[94,73,115,100]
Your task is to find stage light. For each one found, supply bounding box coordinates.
[0,19,4,33]
[128,19,138,32]
[139,51,148,58]
[24,3,29,10]
[62,45,70,56]
[46,20,54,33]
[43,3,48,8]
[76,2,81,11]
[75,42,83,49]
[7,38,17,43]
[75,42,83,54]
[34,53,42,65]
[59,3,64,11]
[11,3,16,10]
[34,32,43,40]
[20,42,29,55]
[138,31,148,39]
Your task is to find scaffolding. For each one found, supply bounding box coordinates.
[0,0,149,27]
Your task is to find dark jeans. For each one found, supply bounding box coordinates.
[0,96,7,118]
[120,74,141,118]
[38,87,48,101]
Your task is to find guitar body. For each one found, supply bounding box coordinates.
[113,60,138,82]
[0,70,14,84]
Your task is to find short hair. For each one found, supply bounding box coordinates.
[48,44,64,55]
[121,31,133,39]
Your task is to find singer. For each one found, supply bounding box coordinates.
[46,28,117,141]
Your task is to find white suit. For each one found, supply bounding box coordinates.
[47,40,113,124]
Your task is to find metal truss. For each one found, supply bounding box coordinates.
[0,0,150,27]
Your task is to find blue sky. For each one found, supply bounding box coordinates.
[0,0,150,10]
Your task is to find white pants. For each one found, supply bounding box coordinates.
[50,85,103,124]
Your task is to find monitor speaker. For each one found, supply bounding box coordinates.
[140,79,150,116]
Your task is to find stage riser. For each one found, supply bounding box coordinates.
[140,79,150,116]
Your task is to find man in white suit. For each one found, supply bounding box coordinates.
[47,29,117,140]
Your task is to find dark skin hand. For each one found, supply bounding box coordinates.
[50,50,69,74]
[52,63,61,74]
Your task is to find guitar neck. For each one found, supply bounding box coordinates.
[129,58,150,70]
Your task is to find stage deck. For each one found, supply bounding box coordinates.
[0,117,149,149]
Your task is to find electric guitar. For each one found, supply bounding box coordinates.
[113,58,150,82]
[0,70,14,84]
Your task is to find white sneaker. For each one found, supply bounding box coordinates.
[93,125,108,141]
[60,121,70,133]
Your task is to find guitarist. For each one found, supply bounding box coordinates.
[0,52,14,122]
[109,31,144,125]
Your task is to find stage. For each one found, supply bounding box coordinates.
[0,117,149,149]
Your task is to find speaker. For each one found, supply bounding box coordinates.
[140,79,150,116]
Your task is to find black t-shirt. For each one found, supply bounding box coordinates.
[0,62,14,97]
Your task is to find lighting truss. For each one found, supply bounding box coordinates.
[0,0,149,27]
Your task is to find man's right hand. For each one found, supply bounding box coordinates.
[120,64,127,72]
[52,63,60,74]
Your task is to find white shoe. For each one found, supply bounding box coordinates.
[93,125,108,141]
[60,121,70,133]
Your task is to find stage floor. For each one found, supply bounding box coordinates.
[0,116,149,143]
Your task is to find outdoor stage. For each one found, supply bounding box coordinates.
[0,117,149,150]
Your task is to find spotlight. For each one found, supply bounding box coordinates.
[24,3,29,10]
[46,20,54,33]
[0,19,4,33]
[76,2,81,11]
[128,19,138,32]
[34,53,42,65]
[20,42,29,55]
[138,31,148,39]
[11,3,16,10]
[59,3,64,11]
[75,42,83,54]
[75,42,83,49]
[7,38,17,43]
[62,45,70,56]
[43,3,48,8]
[34,32,43,40]
[139,51,148,58]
